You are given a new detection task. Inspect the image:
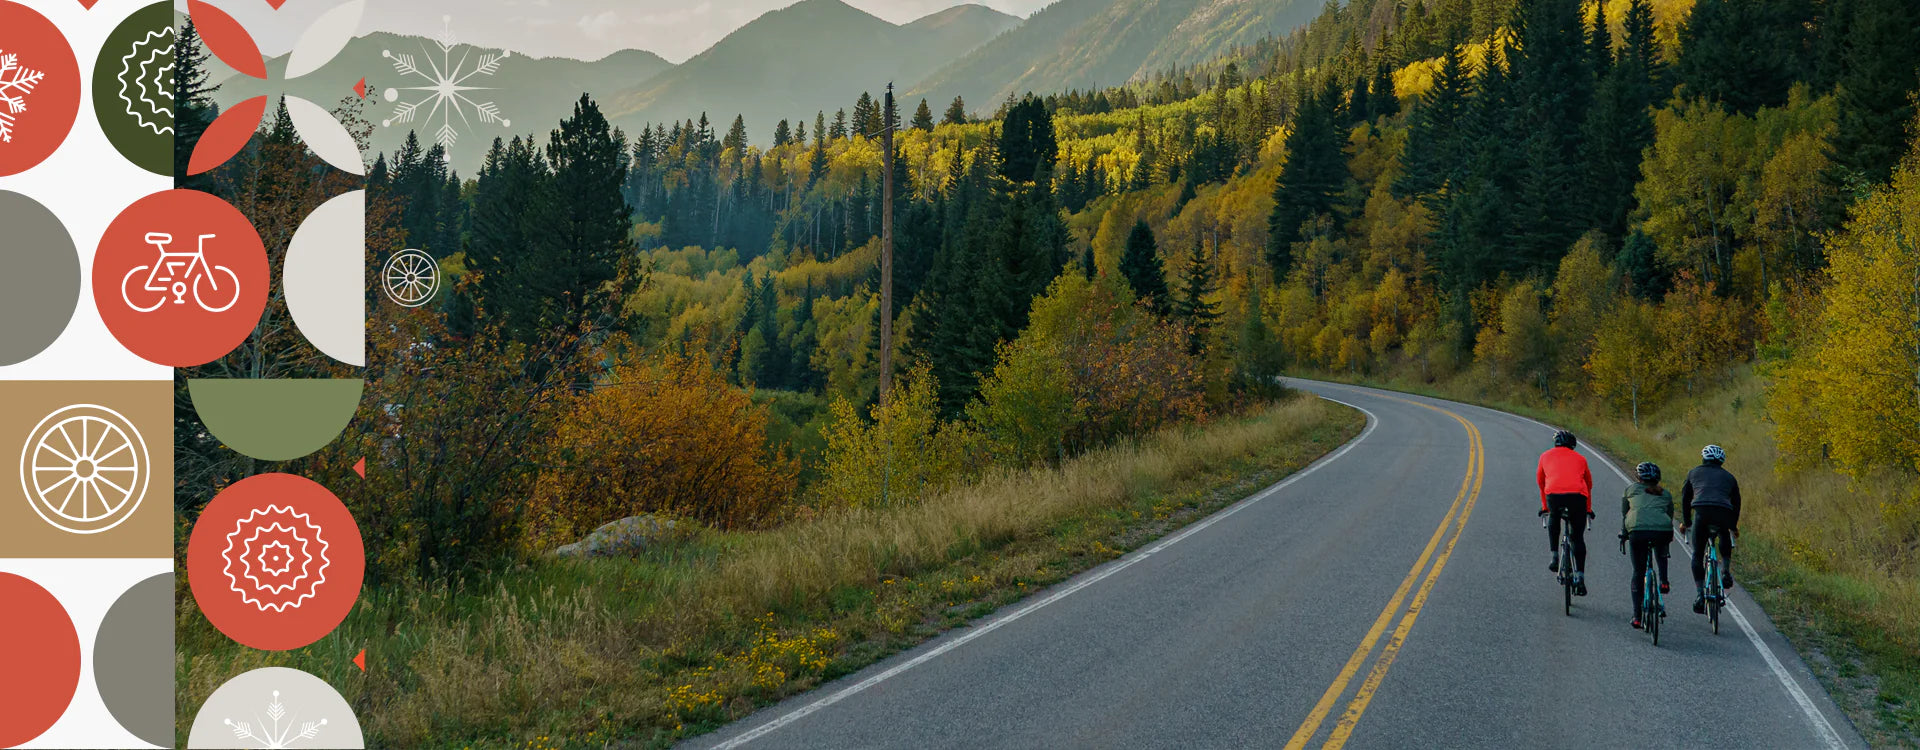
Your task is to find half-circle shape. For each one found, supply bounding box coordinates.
[186,0,265,80]
[285,190,366,366]
[188,379,363,461]
[285,0,364,79]
[188,95,266,176]
[284,95,365,175]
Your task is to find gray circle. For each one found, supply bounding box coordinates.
[0,191,81,366]
[94,572,174,746]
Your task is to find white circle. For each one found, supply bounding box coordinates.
[382,88,398,103]
[20,404,150,534]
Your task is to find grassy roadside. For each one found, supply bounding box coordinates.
[1303,370,1920,747]
[176,395,1362,748]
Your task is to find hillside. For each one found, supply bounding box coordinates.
[602,0,1018,141]
[210,32,673,175]
[908,0,1318,112]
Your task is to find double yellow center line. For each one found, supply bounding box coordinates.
[1284,396,1486,750]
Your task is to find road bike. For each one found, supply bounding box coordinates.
[121,232,241,313]
[1546,507,1575,616]
[1701,525,1732,635]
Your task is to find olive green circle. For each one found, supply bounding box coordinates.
[91,2,175,176]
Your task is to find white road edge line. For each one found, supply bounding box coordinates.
[1340,384,1849,750]
[706,398,1382,749]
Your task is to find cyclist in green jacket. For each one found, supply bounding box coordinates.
[1620,461,1675,630]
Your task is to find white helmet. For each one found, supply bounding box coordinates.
[1702,444,1726,463]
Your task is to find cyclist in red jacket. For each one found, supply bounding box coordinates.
[1538,430,1595,596]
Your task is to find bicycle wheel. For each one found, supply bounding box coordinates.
[193,265,242,313]
[1646,562,1662,646]
[20,404,150,534]
[1562,541,1573,616]
[1707,557,1722,635]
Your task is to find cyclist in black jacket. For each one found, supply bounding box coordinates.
[1679,444,1741,614]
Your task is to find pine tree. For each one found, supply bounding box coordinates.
[1507,0,1594,274]
[1827,0,1920,184]
[1172,242,1222,354]
[852,92,876,137]
[1676,0,1817,114]
[998,95,1057,183]
[1370,64,1401,120]
[1581,0,1661,242]
[1120,219,1170,314]
[773,119,791,147]
[912,98,936,131]
[1265,79,1350,280]
[831,108,848,140]
[1348,76,1371,127]
[724,115,748,157]
[943,96,968,125]
[808,111,828,188]
[173,20,219,187]
[1396,44,1470,199]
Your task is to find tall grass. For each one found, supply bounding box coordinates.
[1340,369,1920,745]
[177,396,1358,748]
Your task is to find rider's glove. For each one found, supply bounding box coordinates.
[1538,509,1549,518]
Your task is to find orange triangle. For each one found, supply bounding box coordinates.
[352,457,366,479]
[353,648,366,672]
[265,0,287,8]
[353,78,368,99]
[77,1,100,8]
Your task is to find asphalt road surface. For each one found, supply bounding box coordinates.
[688,380,1866,749]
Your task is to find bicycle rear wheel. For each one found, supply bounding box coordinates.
[1646,564,1662,646]
[1562,541,1573,616]
[1707,557,1722,635]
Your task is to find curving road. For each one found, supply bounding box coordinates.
[687,380,1866,749]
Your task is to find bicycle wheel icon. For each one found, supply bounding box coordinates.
[19,404,150,534]
[381,249,439,308]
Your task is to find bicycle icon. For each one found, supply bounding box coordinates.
[120,232,242,313]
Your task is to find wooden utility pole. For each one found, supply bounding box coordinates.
[879,82,897,406]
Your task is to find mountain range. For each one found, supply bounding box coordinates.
[909,0,1317,108]
[206,0,1317,175]
[603,1,1020,144]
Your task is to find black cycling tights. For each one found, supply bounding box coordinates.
[1545,494,1588,573]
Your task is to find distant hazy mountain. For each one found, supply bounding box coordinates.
[210,31,673,176]
[603,0,1019,144]
[909,0,1318,111]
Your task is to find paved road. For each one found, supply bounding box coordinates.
[688,380,1866,749]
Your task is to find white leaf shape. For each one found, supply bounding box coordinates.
[284,0,365,79]
[284,95,365,175]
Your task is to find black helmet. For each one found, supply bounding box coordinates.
[1635,462,1661,483]
[1553,430,1577,449]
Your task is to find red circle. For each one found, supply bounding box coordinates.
[93,189,269,367]
[0,2,81,176]
[187,473,365,651]
[0,573,81,746]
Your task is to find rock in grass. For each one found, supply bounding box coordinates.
[551,514,690,559]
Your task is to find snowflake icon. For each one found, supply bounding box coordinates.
[224,690,329,749]
[380,15,511,150]
[0,48,49,143]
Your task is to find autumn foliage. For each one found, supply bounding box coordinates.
[531,348,800,542]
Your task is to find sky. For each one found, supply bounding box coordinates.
[210,0,1050,64]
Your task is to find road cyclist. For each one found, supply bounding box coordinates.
[1619,461,1675,633]
[1537,430,1595,597]
[1680,444,1742,616]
